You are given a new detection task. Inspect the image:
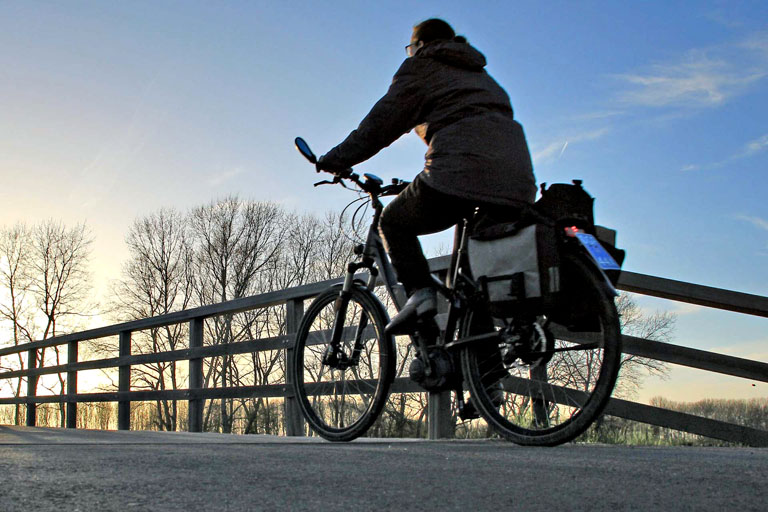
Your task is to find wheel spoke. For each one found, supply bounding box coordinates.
[293,287,392,441]
[460,254,622,446]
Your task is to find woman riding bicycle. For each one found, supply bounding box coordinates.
[317,18,537,334]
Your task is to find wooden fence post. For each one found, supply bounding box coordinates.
[428,391,454,439]
[66,340,78,428]
[25,348,37,427]
[188,318,204,432]
[284,299,305,436]
[118,331,132,430]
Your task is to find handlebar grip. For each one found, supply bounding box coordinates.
[315,161,352,178]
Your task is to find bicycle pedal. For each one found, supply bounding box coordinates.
[458,399,480,421]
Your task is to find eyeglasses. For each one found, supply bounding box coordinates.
[405,42,421,57]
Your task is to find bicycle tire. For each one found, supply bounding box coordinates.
[292,285,394,441]
[460,253,622,446]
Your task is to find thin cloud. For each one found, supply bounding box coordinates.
[742,134,768,157]
[631,295,704,318]
[709,338,768,362]
[207,167,244,186]
[615,54,765,108]
[614,31,768,109]
[702,9,744,30]
[741,32,768,58]
[668,303,706,317]
[567,110,625,122]
[736,215,768,232]
[682,133,768,171]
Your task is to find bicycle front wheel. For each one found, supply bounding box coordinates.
[292,285,394,441]
[460,253,622,446]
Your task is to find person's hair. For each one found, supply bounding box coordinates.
[412,18,466,44]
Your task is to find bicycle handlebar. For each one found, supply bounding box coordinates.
[314,171,408,197]
[296,137,408,197]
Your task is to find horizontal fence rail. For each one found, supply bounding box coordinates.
[0,257,766,446]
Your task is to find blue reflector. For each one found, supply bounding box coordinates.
[575,233,621,270]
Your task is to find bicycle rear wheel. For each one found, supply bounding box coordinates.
[460,253,622,446]
[292,285,394,441]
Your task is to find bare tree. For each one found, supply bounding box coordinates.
[189,197,284,433]
[31,221,94,426]
[96,202,354,434]
[614,293,676,398]
[244,211,355,434]
[0,224,34,424]
[110,208,195,431]
[239,213,323,434]
[0,221,93,427]
[313,211,357,282]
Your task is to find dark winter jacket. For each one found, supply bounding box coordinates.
[321,40,536,206]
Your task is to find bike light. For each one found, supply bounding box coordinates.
[564,226,582,237]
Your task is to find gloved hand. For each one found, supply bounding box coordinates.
[316,153,351,175]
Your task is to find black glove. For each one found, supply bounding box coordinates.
[317,153,351,175]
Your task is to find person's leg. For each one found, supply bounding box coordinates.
[379,175,475,294]
[379,175,476,334]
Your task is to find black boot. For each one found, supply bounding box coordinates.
[385,287,437,335]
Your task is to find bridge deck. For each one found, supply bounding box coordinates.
[1,426,766,511]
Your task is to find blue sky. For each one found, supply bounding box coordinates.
[1,1,766,402]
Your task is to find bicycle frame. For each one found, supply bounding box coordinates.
[297,136,613,370]
[332,183,490,378]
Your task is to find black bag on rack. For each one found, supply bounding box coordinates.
[468,180,626,328]
[535,180,625,284]
[535,180,595,230]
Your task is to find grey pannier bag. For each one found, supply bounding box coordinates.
[468,222,561,315]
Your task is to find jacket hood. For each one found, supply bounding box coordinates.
[417,41,487,70]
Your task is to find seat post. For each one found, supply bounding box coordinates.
[448,218,471,289]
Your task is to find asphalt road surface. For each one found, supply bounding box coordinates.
[1,426,766,511]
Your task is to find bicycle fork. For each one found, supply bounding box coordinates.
[323,263,376,370]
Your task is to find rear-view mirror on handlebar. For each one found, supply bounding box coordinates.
[294,137,317,164]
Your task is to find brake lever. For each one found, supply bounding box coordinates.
[314,176,346,187]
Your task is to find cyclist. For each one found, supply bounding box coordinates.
[317,18,536,334]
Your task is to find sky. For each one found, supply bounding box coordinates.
[1,0,766,403]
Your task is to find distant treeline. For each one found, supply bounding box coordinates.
[650,396,768,432]
[3,396,765,445]
[578,396,768,446]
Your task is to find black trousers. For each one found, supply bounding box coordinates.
[378,175,521,293]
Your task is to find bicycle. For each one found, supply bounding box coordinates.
[291,137,623,446]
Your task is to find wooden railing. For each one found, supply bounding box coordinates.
[0,257,766,445]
